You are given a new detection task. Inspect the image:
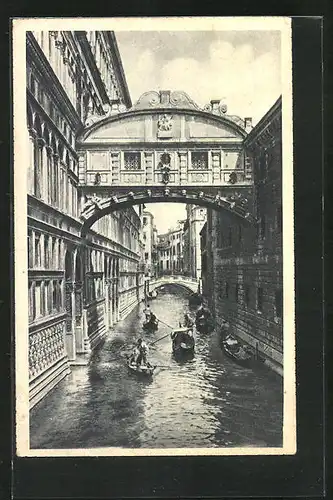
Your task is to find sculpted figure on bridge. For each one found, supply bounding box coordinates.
[82,195,104,215]
[158,114,173,131]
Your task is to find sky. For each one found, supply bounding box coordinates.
[116,30,281,125]
[115,30,282,233]
[145,203,187,234]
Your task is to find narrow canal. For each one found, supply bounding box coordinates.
[30,286,283,449]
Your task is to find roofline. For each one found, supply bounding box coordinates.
[244,96,282,146]
[78,107,247,143]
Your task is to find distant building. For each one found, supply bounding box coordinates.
[157,222,185,275]
[201,97,282,375]
[183,205,207,284]
[142,211,155,276]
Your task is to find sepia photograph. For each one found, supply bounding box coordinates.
[13,17,295,457]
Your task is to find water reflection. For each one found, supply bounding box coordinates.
[30,287,282,449]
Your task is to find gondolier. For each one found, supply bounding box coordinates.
[130,338,149,367]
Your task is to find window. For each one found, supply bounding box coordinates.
[28,232,33,268]
[44,235,50,268]
[260,215,266,239]
[238,225,242,243]
[35,283,41,318]
[191,151,208,169]
[228,227,232,247]
[275,289,283,319]
[124,152,141,170]
[235,284,239,302]
[34,141,42,198]
[257,287,263,313]
[244,285,250,307]
[225,282,229,299]
[145,252,149,261]
[28,282,35,321]
[276,204,282,233]
[34,234,41,267]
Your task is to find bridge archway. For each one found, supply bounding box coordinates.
[149,276,199,295]
[79,188,254,237]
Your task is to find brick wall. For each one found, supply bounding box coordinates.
[203,99,283,374]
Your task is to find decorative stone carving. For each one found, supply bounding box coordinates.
[226,192,249,208]
[132,90,200,111]
[158,114,172,132]
[157,114,173,138]
[82,195,103,214]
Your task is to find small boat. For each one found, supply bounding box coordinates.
[195,316,213,334]
[127,360,155,377]
[171,327,195,355]
[142,318,159,332]
[222,335,253,366]
[189,293,202,307]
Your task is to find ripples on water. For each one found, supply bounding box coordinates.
[30,287,283,449]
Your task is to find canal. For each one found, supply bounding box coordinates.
[30,286,283,449]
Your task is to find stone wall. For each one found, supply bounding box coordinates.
[202,99,283,375]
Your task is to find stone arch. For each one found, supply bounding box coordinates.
[27,101,34,130]
[34,113,43,139]
[80,188,255,238]
[65,248,74,280]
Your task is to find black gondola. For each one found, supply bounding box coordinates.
[142,317,159,332]
[171,327,195,355]
[188,292,202,307]
[195,316,213,334]
[222,334,253,367]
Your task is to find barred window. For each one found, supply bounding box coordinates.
[235,284,239,302]
[275,289,283,319]
[124,152,141,170]
[244,285,250,307]
[191,151,208,169]
[225,282,229,298]
[257,287,264,312]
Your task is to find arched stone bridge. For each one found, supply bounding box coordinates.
[79,187,254,236]
[149,275,199,294]
[76,90,256,234]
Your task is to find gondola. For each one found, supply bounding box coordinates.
[142,318,159,332]
[171,327,195,355]
[127,360,156,377]
[195,316,213,334]
[188,292,202,307]
[222,335,253,367]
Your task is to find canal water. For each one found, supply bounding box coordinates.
[30,285,283,449]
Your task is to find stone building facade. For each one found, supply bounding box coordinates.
[201,97,283,375]
[183,205,207,284]
[142,210,156,276]
[26,30,144,408]
[156,222,185,276]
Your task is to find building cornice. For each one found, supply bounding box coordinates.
[26,31,82,131]
[103,32,132,108]
[78,107,247,143]
[75,31,111,106]
[244,96,282,149]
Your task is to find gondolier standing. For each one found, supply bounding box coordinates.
[130,338,149,367]
[134,338,149,367]
[143,303,151,322]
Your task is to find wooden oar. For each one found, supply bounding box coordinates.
[149,331,172,346]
